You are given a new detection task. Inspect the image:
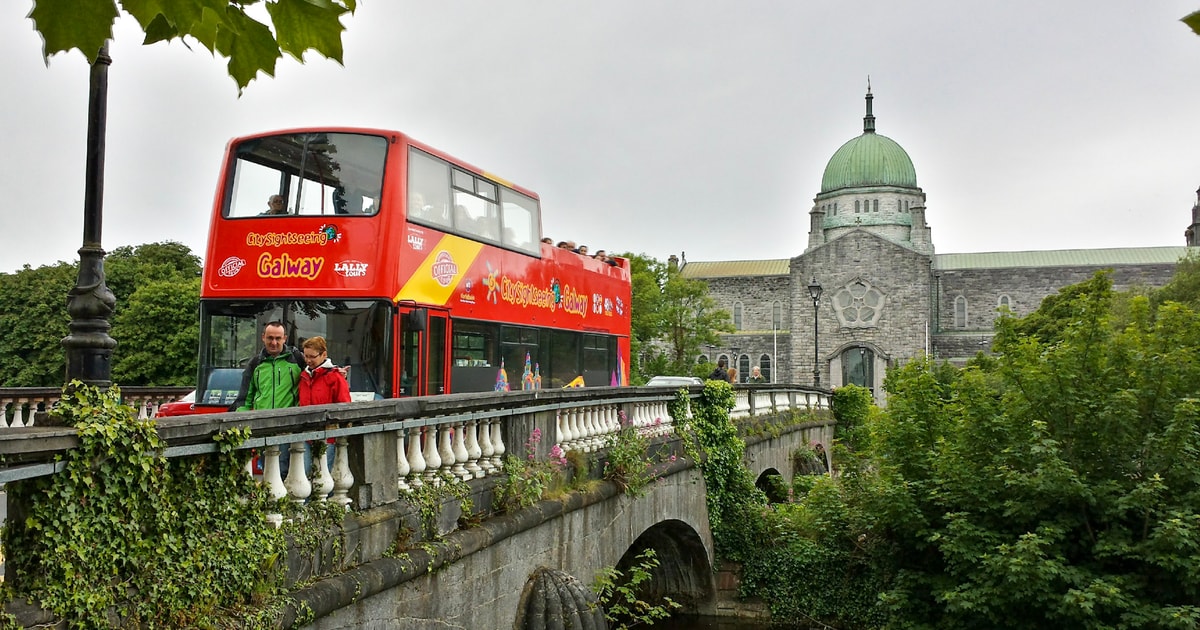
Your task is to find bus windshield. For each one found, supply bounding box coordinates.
[226,132,388,218]
[197,299,392,403]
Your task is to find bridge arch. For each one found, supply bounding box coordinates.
[755,467,789,503]
[614,518,714,610]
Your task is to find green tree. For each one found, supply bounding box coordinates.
[112,277,201,386]
[1152,251,1200,311]
[1185,10,1200,36]
[0,241,202,386]
[620,252,732,382]
[740,268,1200,628]
[28,0,357,92]
[0,262,76,386]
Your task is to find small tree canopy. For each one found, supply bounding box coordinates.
[27,0,357,92]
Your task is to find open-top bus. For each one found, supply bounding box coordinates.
[193,128,630,408]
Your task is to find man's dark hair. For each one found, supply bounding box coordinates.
[263,320,287,332]
[717,358,727,368]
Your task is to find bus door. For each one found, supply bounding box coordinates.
[396,306,449,396]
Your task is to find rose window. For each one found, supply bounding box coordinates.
[832,279,884,328]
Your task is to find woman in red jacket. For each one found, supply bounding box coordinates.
[300,336,351,405]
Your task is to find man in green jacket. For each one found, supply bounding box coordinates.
[232,321,304,411]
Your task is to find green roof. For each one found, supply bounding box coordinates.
[819,90,917,193]
[935,246,1196,270]
[679,259,789,278]
[678,247,1196,279]
[820,132,918,193]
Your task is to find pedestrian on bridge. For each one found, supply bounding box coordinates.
[230,321,304,412]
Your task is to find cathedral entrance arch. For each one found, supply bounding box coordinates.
[841,346,875,391]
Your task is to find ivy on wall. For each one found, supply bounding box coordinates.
[3,382,298,627]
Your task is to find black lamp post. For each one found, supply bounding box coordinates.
[807,277,823,387]
[62,43,117,387]
[731,346,740,383]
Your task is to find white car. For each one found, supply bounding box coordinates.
[644,375,704,387]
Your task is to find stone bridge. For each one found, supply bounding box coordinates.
[0,385,833,628]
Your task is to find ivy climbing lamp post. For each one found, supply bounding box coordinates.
[807,277,823,388]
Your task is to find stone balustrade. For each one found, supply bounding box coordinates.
[0,386,191,428]
[0,385,830,524]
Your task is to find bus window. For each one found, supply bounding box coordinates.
[583,334,613,387]
[547,330,581,388]
[198,300,392,403]
[500,326,539,390]
[451,320,498,393]
[408,148,452,228]
[501,189,539,256]
[226,133,386,218]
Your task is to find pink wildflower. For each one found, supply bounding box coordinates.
[548,444,567,466]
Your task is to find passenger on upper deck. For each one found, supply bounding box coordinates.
[262,194,288,216]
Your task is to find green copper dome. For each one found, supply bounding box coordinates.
[820,89,917,193]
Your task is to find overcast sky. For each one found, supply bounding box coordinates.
[2,2,1199,274]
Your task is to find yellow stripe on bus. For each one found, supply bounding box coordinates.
[394,234,484,305]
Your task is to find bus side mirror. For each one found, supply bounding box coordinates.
[407,309,427,332]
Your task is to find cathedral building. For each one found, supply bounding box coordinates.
[680,88,1196,403]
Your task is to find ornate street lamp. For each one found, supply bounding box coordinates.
[807,277,823,388]
[62,43,117,387]
[731,346,740,382]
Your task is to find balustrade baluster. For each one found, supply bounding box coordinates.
[329,436,354,509]
[489,418,505,468]
[595,405,611,441]
[451,419,470,481]
[556,409,573,451]
[477,419,495,474]
[438,422,457,482]
[284,441,312,504]
[654,401,669,436]
[263,445,287,526]
[1,402,9,429]
[572,409,590,452]
[396,428,411,492]
[579,407,594,451]
[407,427,426,489]
[465,418,483,479]
[12,400,26,428]
[422,425,442,485]
[312,441,334,502]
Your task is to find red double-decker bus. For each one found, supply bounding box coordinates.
[192,128,630,408]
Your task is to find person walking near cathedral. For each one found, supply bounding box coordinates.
[708,358,732,382]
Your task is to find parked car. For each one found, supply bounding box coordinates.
[155,368,245,418]
[155,390,200,417]
[644,375,704,387]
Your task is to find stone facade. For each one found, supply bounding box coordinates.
[682,90,1196,404]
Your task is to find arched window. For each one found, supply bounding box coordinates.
[954,296,968,328]
[998,295,1011,311]
[738,355,751,383]
[698,355,709,365]
[873,199,879,212]
[717,354,729,369]
[759,354,772,383]
[771,301,783,330]
[855,200,861,213]
[733,301,744,330]
[841,346,874,390]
